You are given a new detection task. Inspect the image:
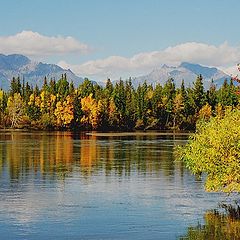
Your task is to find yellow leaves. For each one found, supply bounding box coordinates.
[28,93,35,105]
[7,93,25,128]
[27,90,74,128]
[107,98,118,126]
[38,91,57,113]
[0,90,4,111]
[28,93,41,107]
[40,91,45,101]
[80,94,102,129]
[109,98,116,115]
[173,93,184,113]
[0,90,3,102]
[81,94,95,112]
[216,103,224,118]
[147,89,154,100]
[7,93,23,109]
[180,109,240,193]
[54,95,74,127]
[50,94,56,104]
[162,96,168,107]
[199,103,212,120]
[182,209,240,239]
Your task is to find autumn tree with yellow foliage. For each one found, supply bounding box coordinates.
[80,94,102,129]
[54,95,74,127]
[7,93,25,128]
[1,73,240,130]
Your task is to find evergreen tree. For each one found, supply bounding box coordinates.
[49,78,57,95]
[191,75,206,113]
[10,77,21,95]
[125,78,136,129]
[42,76,49,92]
[105,78,113,98]
[78,78,94,98]
[23,82,32,103]
[163,78,176,127]
[56,74,69,99]
[113,79,126,126]
[207,80,217,109]
[135,82,148,128]
[217,79,237,106]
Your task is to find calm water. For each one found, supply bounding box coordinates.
[0,131,234,239]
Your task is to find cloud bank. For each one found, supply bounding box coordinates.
[58,42,240,80]
[0,31,90,56]
[0,31,239,80]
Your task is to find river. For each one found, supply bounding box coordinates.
[0,131,235,239]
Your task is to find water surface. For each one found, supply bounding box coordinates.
[0,131,232,239]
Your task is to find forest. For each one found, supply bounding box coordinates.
[0,74,239,130]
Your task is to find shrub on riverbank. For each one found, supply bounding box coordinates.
[179,108,240,193]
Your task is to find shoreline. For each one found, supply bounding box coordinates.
[0,128,192,137]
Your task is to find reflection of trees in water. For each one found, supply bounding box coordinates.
[0,131,187,182]
[180,204,240,240]
[0,132,75,181]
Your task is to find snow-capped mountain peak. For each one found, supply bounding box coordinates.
[0,54,84,89]
[133,62,230,88]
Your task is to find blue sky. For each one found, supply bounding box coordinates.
[0,0,240,80]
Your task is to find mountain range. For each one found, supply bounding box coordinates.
[0,54,84,90]
[0,54,231,90]
[133,62,230,88]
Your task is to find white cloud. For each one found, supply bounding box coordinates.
[0,31,91,56]
[58,42,240,80]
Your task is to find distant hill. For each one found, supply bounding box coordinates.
[0,54,84,90]
[133,62,231,88]
[0,55,232,90]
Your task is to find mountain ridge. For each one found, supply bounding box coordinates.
[0,54,231,90]
[0,54,84,90]
[133,62,230,88]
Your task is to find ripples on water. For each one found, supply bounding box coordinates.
[0,131,234,239]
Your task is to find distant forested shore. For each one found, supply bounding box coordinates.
[0,74,239,130]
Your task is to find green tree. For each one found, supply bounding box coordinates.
[56,74,69,98]
[10,77,21,95]
[0,90,7,125]
[217,79,238,107]
[172,93,184,129]
[125,79,136,129]
[78,78,95,98]
[179,109,240,193]
[191,74,206,113]
[105,78,113,97]
[49,78,57,95]
[113,79,126,126]
[135,82,148,129]
[162,78,176,127]
[152,83,165,128]
[207,80,217,108]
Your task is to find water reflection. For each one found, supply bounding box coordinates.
[0,131,232,239]
[0,131,187,182]
[180,204,240,240]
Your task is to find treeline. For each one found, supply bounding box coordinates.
[0,74,239,130]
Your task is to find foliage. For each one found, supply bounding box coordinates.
[179,109,240,193]
[54,96,74,127]
[0,74,239,130]
[7,93,25,128]
[80,93,102,129]
[180,204,240,240]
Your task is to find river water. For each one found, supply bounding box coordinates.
[0,131,233,239]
